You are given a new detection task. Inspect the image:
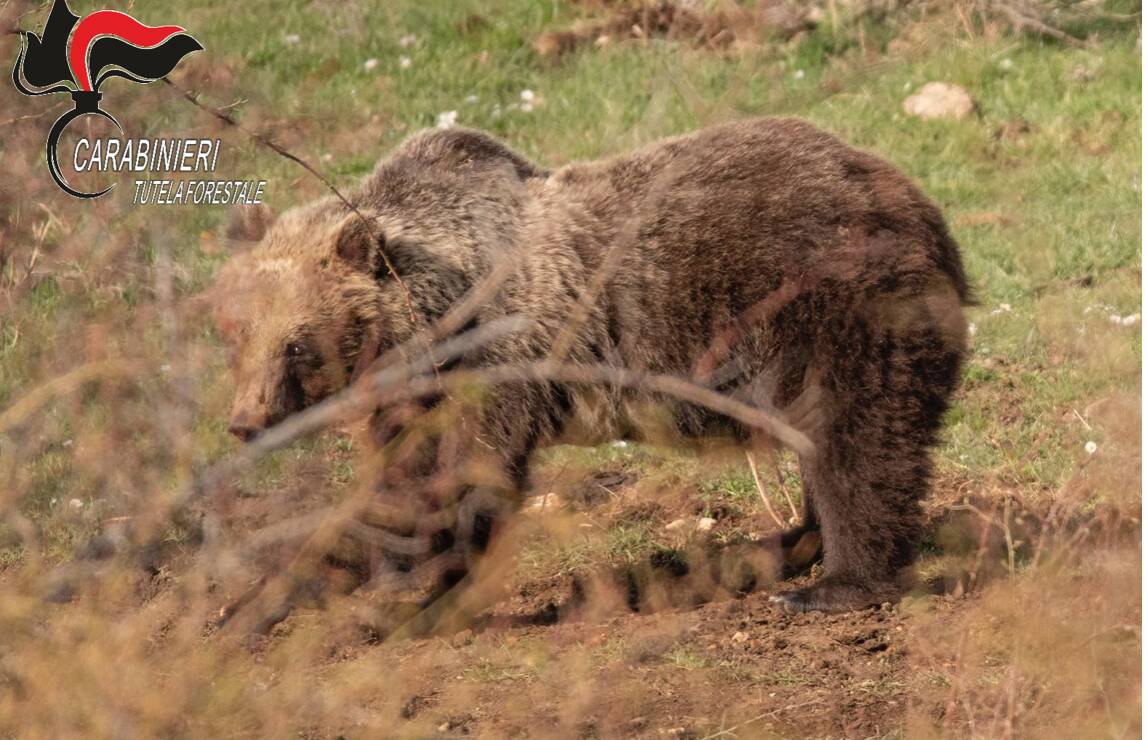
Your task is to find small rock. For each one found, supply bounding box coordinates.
[903,82,975,120]
[436,110,458,129]
[731,630,749,643]
[695,517,717,532]
[69,498,84,509]
[527,493,563,512]
[664,518,689,532]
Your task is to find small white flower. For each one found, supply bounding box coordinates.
[611,440,629,448]
[399,34,417,48]
[1120,313,1140,326]
[399,55,412,70]
[968,322,977,336]
[436,110,458,129]
[62,439,73,448]
[284,33,301,45]
[1108,313,1123,324]
[69,498,84,509]
[321,153,334,162]
[999,58,1014,70]
[464,94,478,104]
[160,363,172,373]
[363,58,379,71]
[1085,440,1098,455]
[520,101,534,113]
[696,517,717,532]
[794,69,805,79]
[520,89,535,102]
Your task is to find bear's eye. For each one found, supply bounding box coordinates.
[286,342,305,358]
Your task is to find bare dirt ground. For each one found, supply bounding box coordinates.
[180,453,1138,739]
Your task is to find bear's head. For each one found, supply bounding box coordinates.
[210,128,547,441]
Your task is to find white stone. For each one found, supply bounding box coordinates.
[436,110,458,129]
[903,82,975,120]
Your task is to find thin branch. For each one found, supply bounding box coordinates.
[770,448,800,522]
[745,450,786,529]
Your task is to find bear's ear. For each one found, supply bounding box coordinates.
[225,204,276,248]
[333,213,384,275]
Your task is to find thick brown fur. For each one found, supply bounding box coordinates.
[211,117,969,619]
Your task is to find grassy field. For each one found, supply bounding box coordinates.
[0,0,1141,737]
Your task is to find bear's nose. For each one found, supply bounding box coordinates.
[228,409,266,441]
[228,422,260,442]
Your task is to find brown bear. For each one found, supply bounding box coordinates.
[210,117,969,619]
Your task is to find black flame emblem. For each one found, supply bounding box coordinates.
[12,0,203,198]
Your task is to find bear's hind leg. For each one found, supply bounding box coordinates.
[771,314,962,613]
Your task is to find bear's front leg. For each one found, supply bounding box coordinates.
[354,379,568,637]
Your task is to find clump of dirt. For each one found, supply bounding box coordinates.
[564,467,639,510]
[533,0,814,60]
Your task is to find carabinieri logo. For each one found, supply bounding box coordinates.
[12,0,203,198]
